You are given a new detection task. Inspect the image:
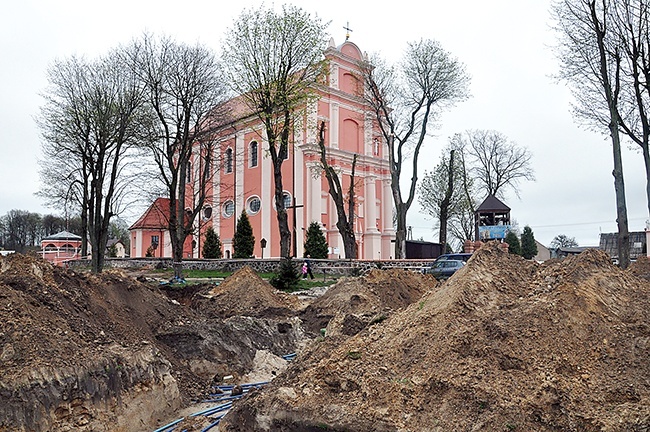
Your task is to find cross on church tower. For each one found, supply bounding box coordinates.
[343,22,353,41]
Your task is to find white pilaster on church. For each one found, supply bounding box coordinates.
[328,197,343,258]
[294,142,305,257]
[381,178,395,259]
[235,131,245,214]
[307,100,318,146]
[261,130,272,248]
[330,63,339,90]
[212,144,221,232]
[364,113,373,156]
[364,175,379,232]
[330,103,339,149]
[306,162,322,226]
[363,175,381,260]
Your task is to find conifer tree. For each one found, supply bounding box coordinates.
[303,221,328,259]
[521,225,538,259]
[270,257,301,291]
[202,227,223,259]
[504,231,521,255]
[233,210,255,258]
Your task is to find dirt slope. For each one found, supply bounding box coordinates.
[629,255,650,280]
[189,266,302,319]
[220,243,650,431]
[300,268,434,336]
[0,255,305,432]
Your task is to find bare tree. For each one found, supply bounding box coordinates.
[222,5,329,258]
[608,0,650,217]
[360,39,470,258]
[316,121,358,258]
[0,210,42,253]
[462,129,535,199]
[550,234,579,248]
[37,138,89,255]
[553,0,631,268]
[124,34,228,278]
[37,53,145,272]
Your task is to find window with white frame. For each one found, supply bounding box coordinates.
[247,196,261,215]
[222,200,235,218]
[249,141,258,168]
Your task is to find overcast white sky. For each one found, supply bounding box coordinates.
[1,0,647,247]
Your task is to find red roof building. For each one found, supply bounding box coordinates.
[41,231,82,266]
[129,198,192,258]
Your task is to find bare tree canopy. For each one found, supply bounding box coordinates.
[37,52,146,272]
[607,0,650,217]
[552,0,631,268]
[123,34,228,277]
[550,234,579,248]
[361,39,471,258]
[222,5,329,258]
[462,129,535,199]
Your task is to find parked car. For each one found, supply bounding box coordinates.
[423,259,466,280]
[435,253,472,263]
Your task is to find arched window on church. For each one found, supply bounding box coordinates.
[249,141,258,167]
[225,148,233,173]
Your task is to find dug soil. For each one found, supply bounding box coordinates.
[221,244,650,431]
[2,245,650,431]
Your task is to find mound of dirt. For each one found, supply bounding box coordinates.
[190,266,302,318]
[300,268,434,336]
[0,254,194,431]
[0,255,306,432]
[629,255,650,280]
[220,242,650,431]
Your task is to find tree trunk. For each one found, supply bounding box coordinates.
[394,203,407,259]
[643,142,650,216]
[273,165,291,258]
[589,1,630,269]
[611,125,631,269]
[439,150,455,248]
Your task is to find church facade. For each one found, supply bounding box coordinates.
[131,39,395,260]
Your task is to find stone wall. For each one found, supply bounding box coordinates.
[68,257,435,276]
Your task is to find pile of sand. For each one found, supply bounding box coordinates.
[190,266,302,318]
[221,243,650,431]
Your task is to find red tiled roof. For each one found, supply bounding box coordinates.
[129,198,171,230]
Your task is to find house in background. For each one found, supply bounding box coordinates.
[550,246,592,259]
[129,198,193,258]
[41,231,82,266]
[599,231,647,262]
[130,39,395,259]
[106,239,127,258]
[534,240,551,262]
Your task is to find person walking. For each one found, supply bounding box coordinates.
[303,255,314,279]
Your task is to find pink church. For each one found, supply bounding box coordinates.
[130,39,395,260]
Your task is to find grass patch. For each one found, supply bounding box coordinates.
[346,351,362,360]
[144,268,338,289]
